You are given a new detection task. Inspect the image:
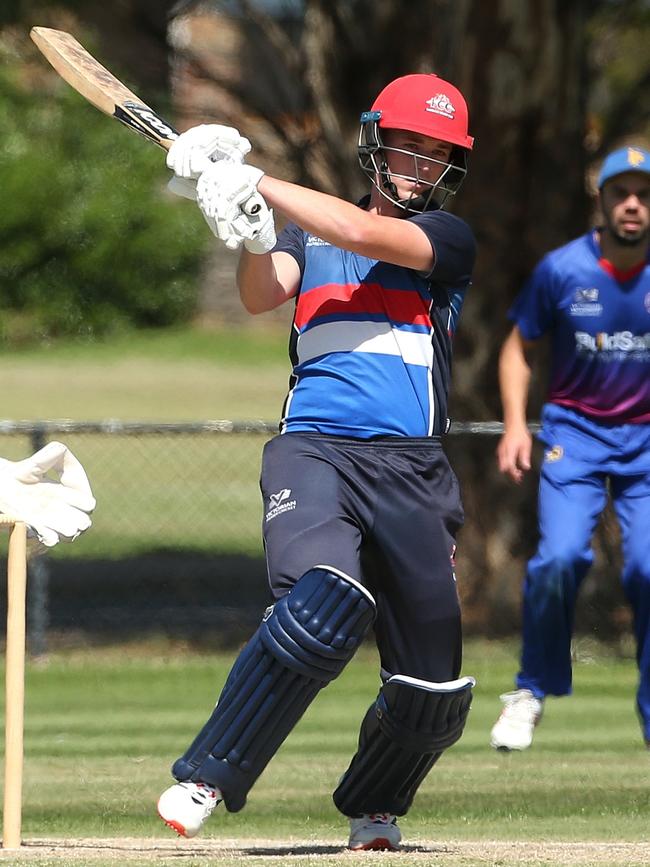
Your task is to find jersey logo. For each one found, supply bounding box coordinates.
[575,330,650,356]
[425,93,455,119]
[570,287,602,317]
[574,287,599,302]
[306,235,330,248]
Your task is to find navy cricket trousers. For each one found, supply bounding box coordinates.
[260,432,465,683]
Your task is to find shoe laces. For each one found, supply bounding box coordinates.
[499,690,541,722]
[365,813,394,825]
[184,782,220,811]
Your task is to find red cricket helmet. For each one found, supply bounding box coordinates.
[358,73,474,212]
[371,73,474,150]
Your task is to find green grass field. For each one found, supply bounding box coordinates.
[0,325,290,422]
[1,329,648,864]
[0,325,290,559]
[2,639,650,866]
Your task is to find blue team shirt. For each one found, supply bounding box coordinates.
[510,231,650,423]
[273,209,475,438]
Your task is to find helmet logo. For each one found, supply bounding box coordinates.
[425,93,455,119]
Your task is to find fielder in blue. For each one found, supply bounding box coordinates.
[490,145,650,752]
[157,73,477,850]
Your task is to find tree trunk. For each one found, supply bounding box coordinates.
[443,1,593,632]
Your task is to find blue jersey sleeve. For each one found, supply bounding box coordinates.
[272,222,305,274]
[509,255,560,339]
[409,210,476,286]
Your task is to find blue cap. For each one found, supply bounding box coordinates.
[598,146,650,188]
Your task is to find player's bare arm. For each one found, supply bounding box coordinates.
[257,175,435,272]
[238,165,442,312]
[237,249,301,314]
[497,325,537,483]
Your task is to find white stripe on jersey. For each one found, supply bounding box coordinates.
[426,343,435,436]
[297,320,434,368]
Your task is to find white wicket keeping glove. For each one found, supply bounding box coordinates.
[196,162,277,253]
[166,124,252,179]
[0,442,96,547]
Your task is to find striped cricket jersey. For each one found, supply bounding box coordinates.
[509,230,650,423]
[273,207,475,438]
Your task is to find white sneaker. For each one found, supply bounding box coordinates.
[348,813,401,851]
[157,781,221,837]
[490,689,544,751]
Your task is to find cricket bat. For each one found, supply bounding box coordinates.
[30,26,179,149]
[30,26,263,214]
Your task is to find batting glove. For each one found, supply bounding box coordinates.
[0,442,96,547]
[167,175,201,201]
[243,199,277,255]
[196,162,277,253]
[166,123,252,179]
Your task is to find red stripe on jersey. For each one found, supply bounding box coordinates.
[294,282,432,331]
[598,257,646,282]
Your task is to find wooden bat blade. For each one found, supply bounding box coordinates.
[30,26,178,150]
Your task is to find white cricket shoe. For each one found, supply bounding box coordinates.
[348,813,401,851]
[157,781,221,837]
[490,689,544,751]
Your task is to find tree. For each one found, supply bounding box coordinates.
[0,32,210,343]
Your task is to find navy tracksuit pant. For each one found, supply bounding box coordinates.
[260,432,465,683]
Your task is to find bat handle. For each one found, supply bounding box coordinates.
[242,194,264,217]
[200,152,263,216]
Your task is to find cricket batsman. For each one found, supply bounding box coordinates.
[158,73,477,851]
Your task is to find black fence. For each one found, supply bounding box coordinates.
[0,419,630,656]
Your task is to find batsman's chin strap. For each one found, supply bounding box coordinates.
[399,192,436,213]
[379,155,400,202]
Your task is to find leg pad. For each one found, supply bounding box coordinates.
[172,566,375,811]
[333,674,474,817]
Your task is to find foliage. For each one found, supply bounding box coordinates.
[587,0,650,152]
[0,41,211,345]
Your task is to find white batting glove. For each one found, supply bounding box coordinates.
[166,123,252,179]
[196,162,276,253]
[243,200,277,255]
[166,175,200,201]
[0,442,96,547]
